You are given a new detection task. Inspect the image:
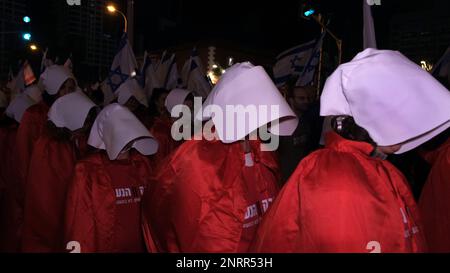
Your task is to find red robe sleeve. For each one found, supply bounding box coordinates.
[251,135,425,253]
[65,153,153,253]
[64,157,116,253]
[0,125,20,252]
[15,103,48,204]
[21,135,76,252]
[419,138,450,252]
[142,139,279,253]
[149,117,178,167]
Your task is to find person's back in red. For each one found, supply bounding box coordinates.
[419,133,450,252]
[142,137,279,253]
[0,93,38,252]
[251,49,450,253]
[251,132,426,253]
[14,66,77,225]
[0,119,19,252]
[21,92,97,252]
[21,129,76,252]
[64,151,151,252]
[149,116,178,165]
[141,63,297,253]
[64,104,159,253]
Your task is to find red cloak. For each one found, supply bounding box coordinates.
[419,137,450,252]
[142,138,280,253]
[250,132,426,253]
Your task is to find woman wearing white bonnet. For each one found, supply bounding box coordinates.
[141,62,298,252]
[64,103,158,253]
[22,91,98,252]
[251,48,450,253]
[15,65,78,221]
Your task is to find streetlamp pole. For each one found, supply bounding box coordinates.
[107,5,128,34]
[127,0,134,48]
[311,14,343,65]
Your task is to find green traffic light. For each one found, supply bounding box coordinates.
[23,16,31,23]
[23,33,31,40]
[304,9,315,17]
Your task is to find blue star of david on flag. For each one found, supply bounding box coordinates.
[107,66,129,92]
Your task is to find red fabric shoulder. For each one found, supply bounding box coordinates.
[251,133,425,253]
[22,134,76,252]
[419,137,450,252]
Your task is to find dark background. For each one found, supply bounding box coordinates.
[2,0,449,82]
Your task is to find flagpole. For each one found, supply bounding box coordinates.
[316,14,324,98]
[311,14,342,65]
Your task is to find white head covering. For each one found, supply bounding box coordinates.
[165,88,192,114]
[116,78,148,107]
[39,65,76,95]
[196,62,298,143]
[0,91,7,108]
[23,85,43,103]
[321,48,450,154]
[5,94,36,123]
[48,91,97,131]
[88,103,158,160]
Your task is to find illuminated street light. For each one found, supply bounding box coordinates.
[106,4,128,33]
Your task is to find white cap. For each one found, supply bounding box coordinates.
[165,88,192,114]
[88,103,159,160]
[196,62,298,143]
[116,78,148,107]
[23,85,43,103]
[321,48,450,154]
[0,91,7,108]
[5,94,36,123]
[39,65,76,95]
[48,91,97,131]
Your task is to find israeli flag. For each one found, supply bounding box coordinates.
[40,48,54,74]
[273,39,317,87]
[296,33,325,87]
[106,33,138,94]
[181,47,211,98]
[154,51,173,89]
[164,54,181,90]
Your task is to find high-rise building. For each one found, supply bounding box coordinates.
[0,0,28,80]
[390,1,450,64]
[46,0,121,81]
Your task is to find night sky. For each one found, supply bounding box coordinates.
[8,0,449,81]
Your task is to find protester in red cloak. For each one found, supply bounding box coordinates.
[15,66,76,207]
[251,49,450,253]
[21,91,98,252]
[419,129,450,252]
[141,62,298,252]
[64,104,159,253]
[0,94,36,252]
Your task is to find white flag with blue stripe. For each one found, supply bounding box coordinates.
[273,39,317,87]
[296,33,325,87]
[164,54,182,90]
[181,48,211,98]
[154,51,173,89]
[106,33,138,94]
